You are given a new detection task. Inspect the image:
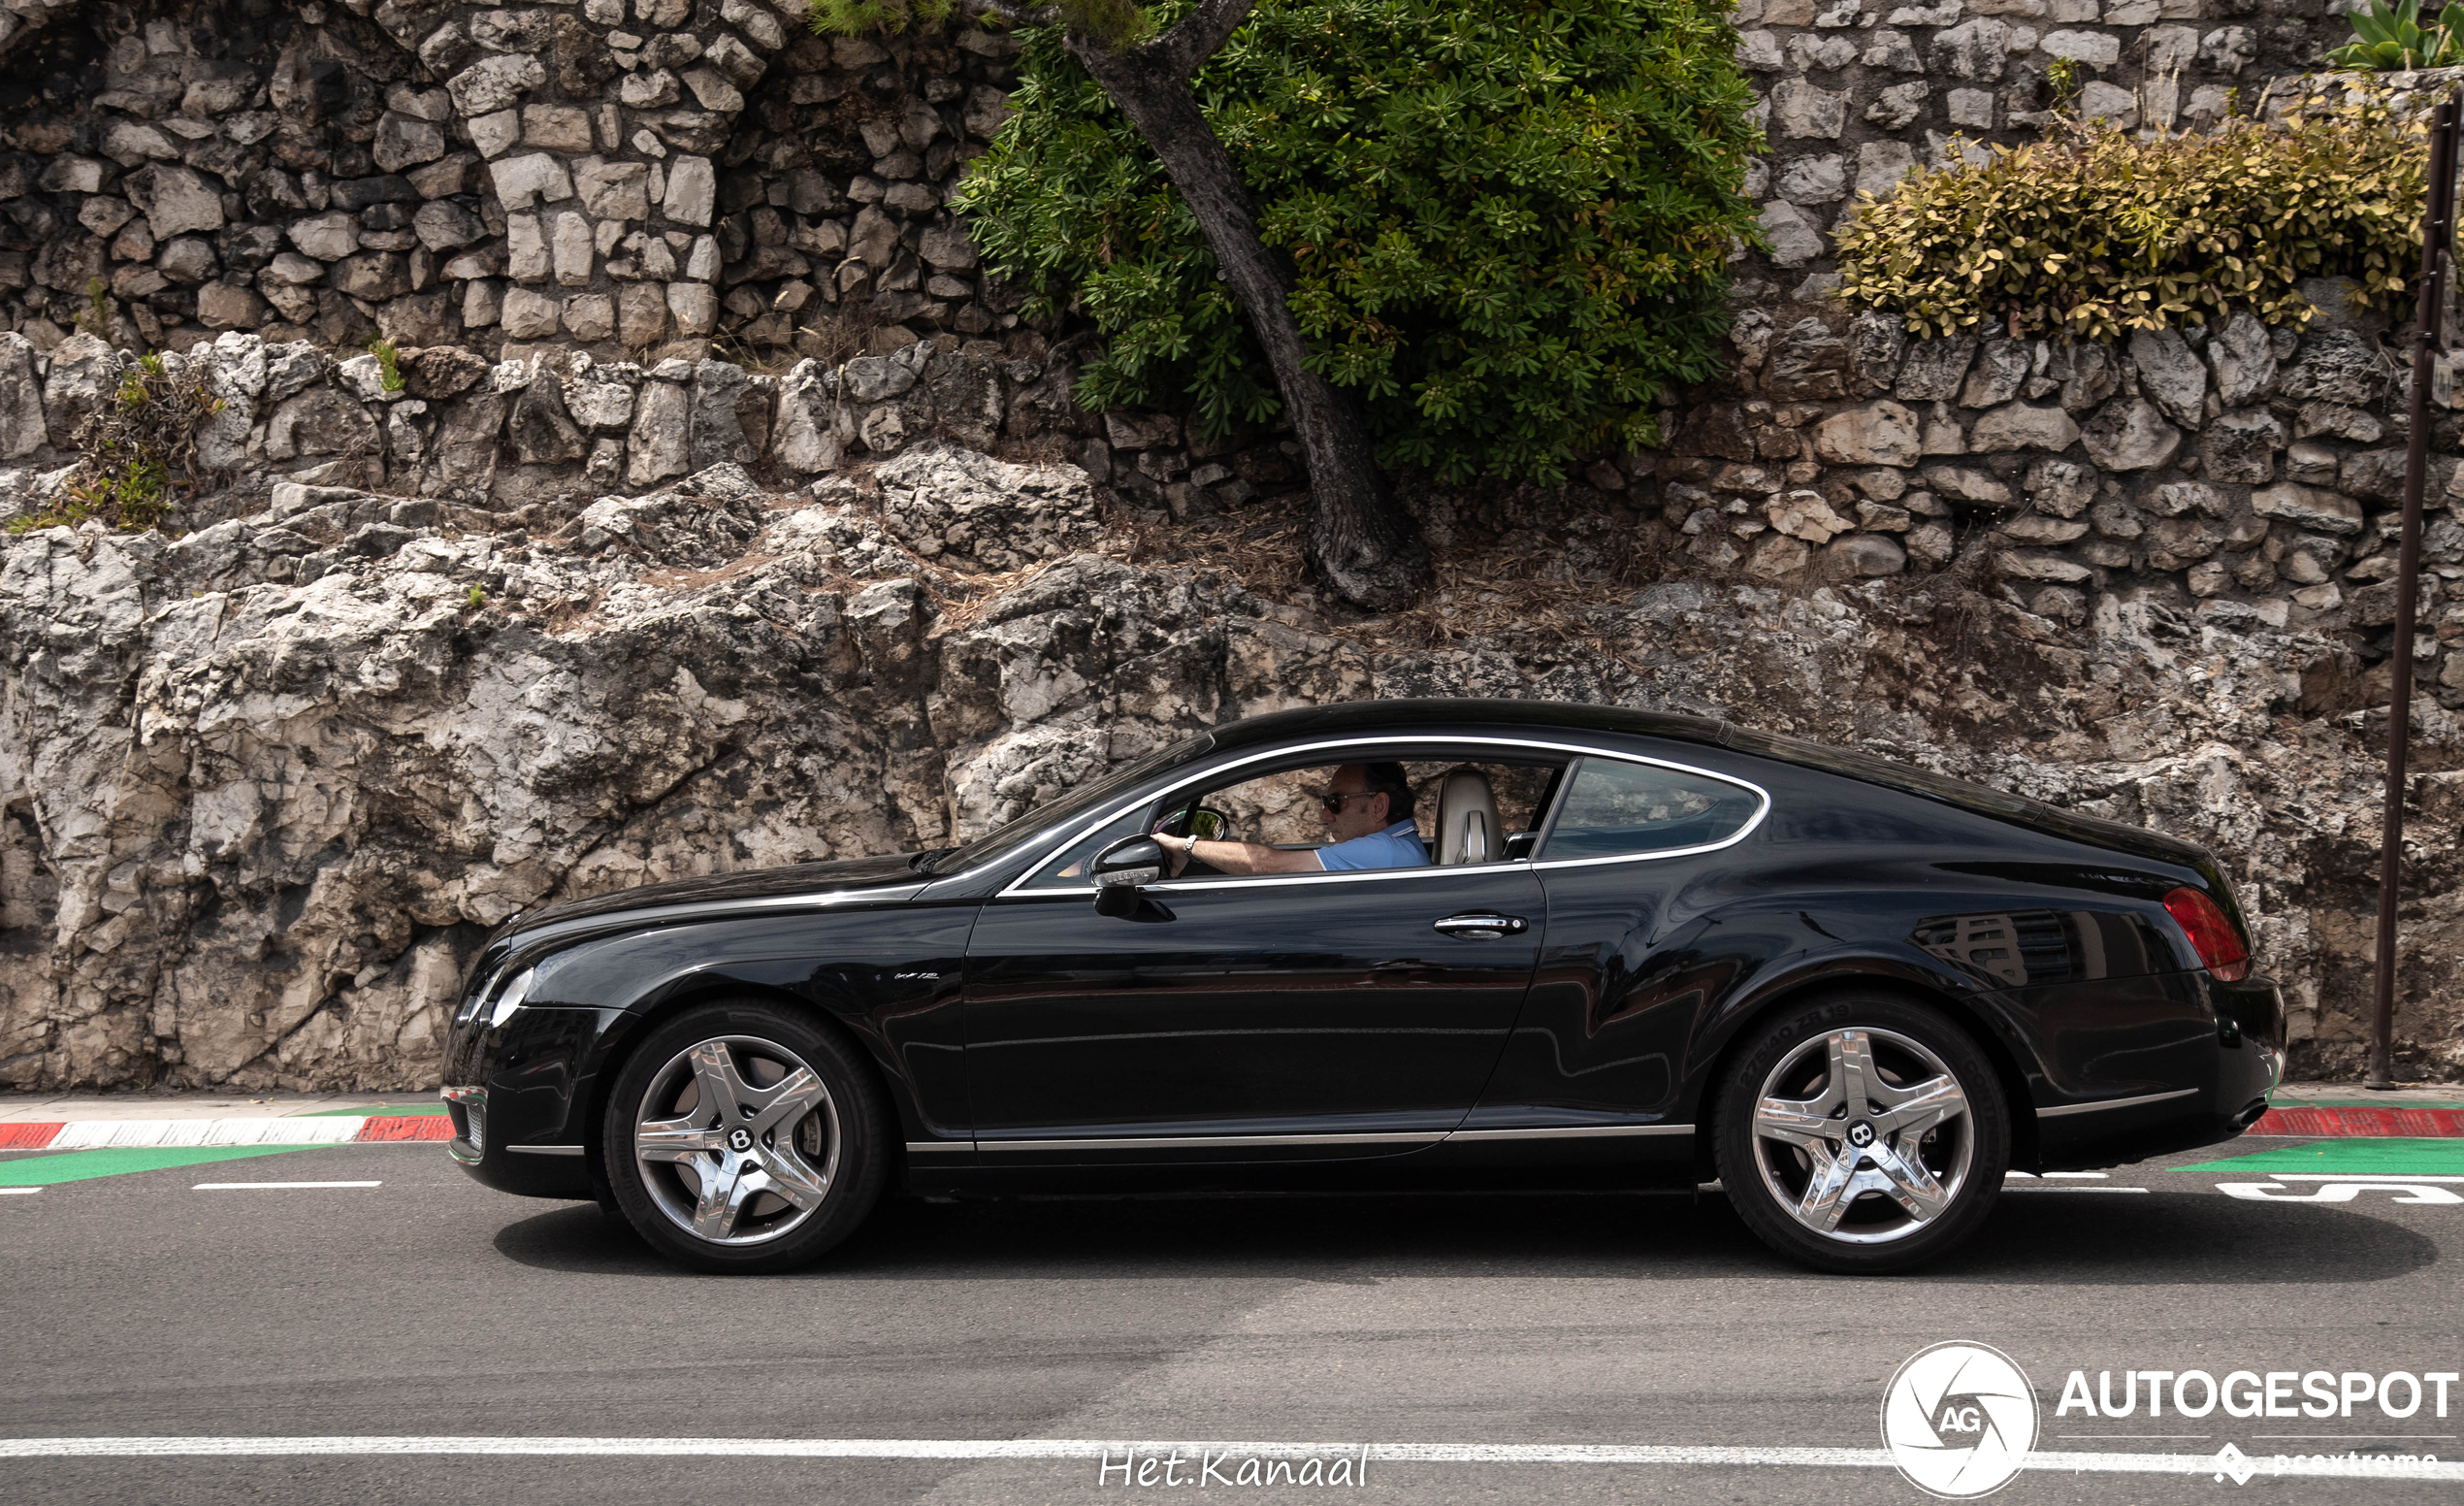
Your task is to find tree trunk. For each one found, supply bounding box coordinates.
[1068,32,1429,610]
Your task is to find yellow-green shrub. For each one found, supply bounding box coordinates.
[1834,101,2430,340]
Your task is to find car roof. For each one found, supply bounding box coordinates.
[1209,698,1731,750]
[1211,699,2209,868]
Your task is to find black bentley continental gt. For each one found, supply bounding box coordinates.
[441,699,2283,1274]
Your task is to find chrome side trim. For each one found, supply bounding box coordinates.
[904,1140,975,1154]
[997,735,1771,898]
[977,1130,1451,1152]
[505,1144,587,1157]
[1443,1124,1696,1142]
[2034,1087,2200,1119]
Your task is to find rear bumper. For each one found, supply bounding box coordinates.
[2032,972,2285,1171]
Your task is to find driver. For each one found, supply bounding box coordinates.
[1159,763,1427,875]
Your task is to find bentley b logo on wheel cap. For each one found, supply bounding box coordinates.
[727,1128,755,1153]
[1847,1121,1876,1148]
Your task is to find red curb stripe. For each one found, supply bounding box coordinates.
[2253,1106,2464,1138]
[352,1115,456,1142]
[0,1124,64,1149]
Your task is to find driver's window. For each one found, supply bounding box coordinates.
[1154,754,1563,882]
[1147,761,1425,882]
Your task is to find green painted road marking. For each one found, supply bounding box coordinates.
[2180,1138,2464,1176]
[300,1102,449,1116]
[0,1145,321,1187]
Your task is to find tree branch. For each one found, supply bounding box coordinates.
[960,0,1061,30]
[1133,0,1258,82]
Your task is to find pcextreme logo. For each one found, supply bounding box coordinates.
[1880,1342,2041,1498]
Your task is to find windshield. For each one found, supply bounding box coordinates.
[922,731,1217,875]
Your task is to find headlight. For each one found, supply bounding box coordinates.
[454,973,495,1027]
[486,967,535,1029]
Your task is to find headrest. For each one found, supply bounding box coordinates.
[1434,767,1501,865]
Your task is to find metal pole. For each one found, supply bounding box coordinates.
[2368,85,2461,1090]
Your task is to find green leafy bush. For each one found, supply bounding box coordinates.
[951,0,1760,482]
[2326,0,2464,70]
[1834,101,2429,340]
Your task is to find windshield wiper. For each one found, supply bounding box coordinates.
[910,848,956,874]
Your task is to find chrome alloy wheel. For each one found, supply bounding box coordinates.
[632,1035,842,1247]
[1749,1027,1972,1245]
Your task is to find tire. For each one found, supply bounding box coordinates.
[602,999,891,1274]
[1713,992,2008,1275]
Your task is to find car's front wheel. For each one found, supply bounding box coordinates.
[603,999,889,1273]
[1715,993,2008,1274]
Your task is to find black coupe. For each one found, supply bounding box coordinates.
[441,700,2283,1273]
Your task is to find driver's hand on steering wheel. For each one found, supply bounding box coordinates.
[1154,819,1191,877]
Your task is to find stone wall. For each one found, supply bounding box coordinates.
[0,324,1068,517]
[1646,289,2464,703]
[0,0,1037,360]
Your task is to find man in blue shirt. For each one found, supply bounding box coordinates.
[1158,763,1428,875]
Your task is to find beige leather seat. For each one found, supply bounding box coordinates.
[1433,768,1503,865]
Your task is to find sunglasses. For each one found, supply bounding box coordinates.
[1313,790,1378,812]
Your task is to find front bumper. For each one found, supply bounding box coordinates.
[439,1002,611,1201]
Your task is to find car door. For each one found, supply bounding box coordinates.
[1460,751,1772,1150]
[960,753,1550,1164]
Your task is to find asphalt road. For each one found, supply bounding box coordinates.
[2,1135,2460,1505]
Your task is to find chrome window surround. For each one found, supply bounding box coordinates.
[991,735,1771,899]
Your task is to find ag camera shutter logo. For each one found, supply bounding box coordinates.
[1881,1341,2040,1498]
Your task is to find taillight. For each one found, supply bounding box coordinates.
[2164,887,2250,982]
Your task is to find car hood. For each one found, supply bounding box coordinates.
[496,851,926,936]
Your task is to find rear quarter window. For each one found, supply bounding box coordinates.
[1540,758,1763,862]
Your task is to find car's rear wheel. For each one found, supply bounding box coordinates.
[1715,992,2007,1274]
[603,999,889,1273]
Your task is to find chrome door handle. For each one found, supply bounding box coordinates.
[1433,913,1528,939]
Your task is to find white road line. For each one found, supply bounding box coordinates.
[190,1182,382,1191]
[2004,1187,2150,1194]
[0,1187,38,1195]
[0,1437,2454,1480]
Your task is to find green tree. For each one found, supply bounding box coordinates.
[814,0,1757,606]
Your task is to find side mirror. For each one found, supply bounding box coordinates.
[1090,835,1164,917]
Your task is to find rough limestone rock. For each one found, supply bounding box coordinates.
[1970,403,2081,452]
[1813,401,1921,466]
[2127,327,2209,428]
[4,454,2458,1093]
[2081,398,2184,472]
